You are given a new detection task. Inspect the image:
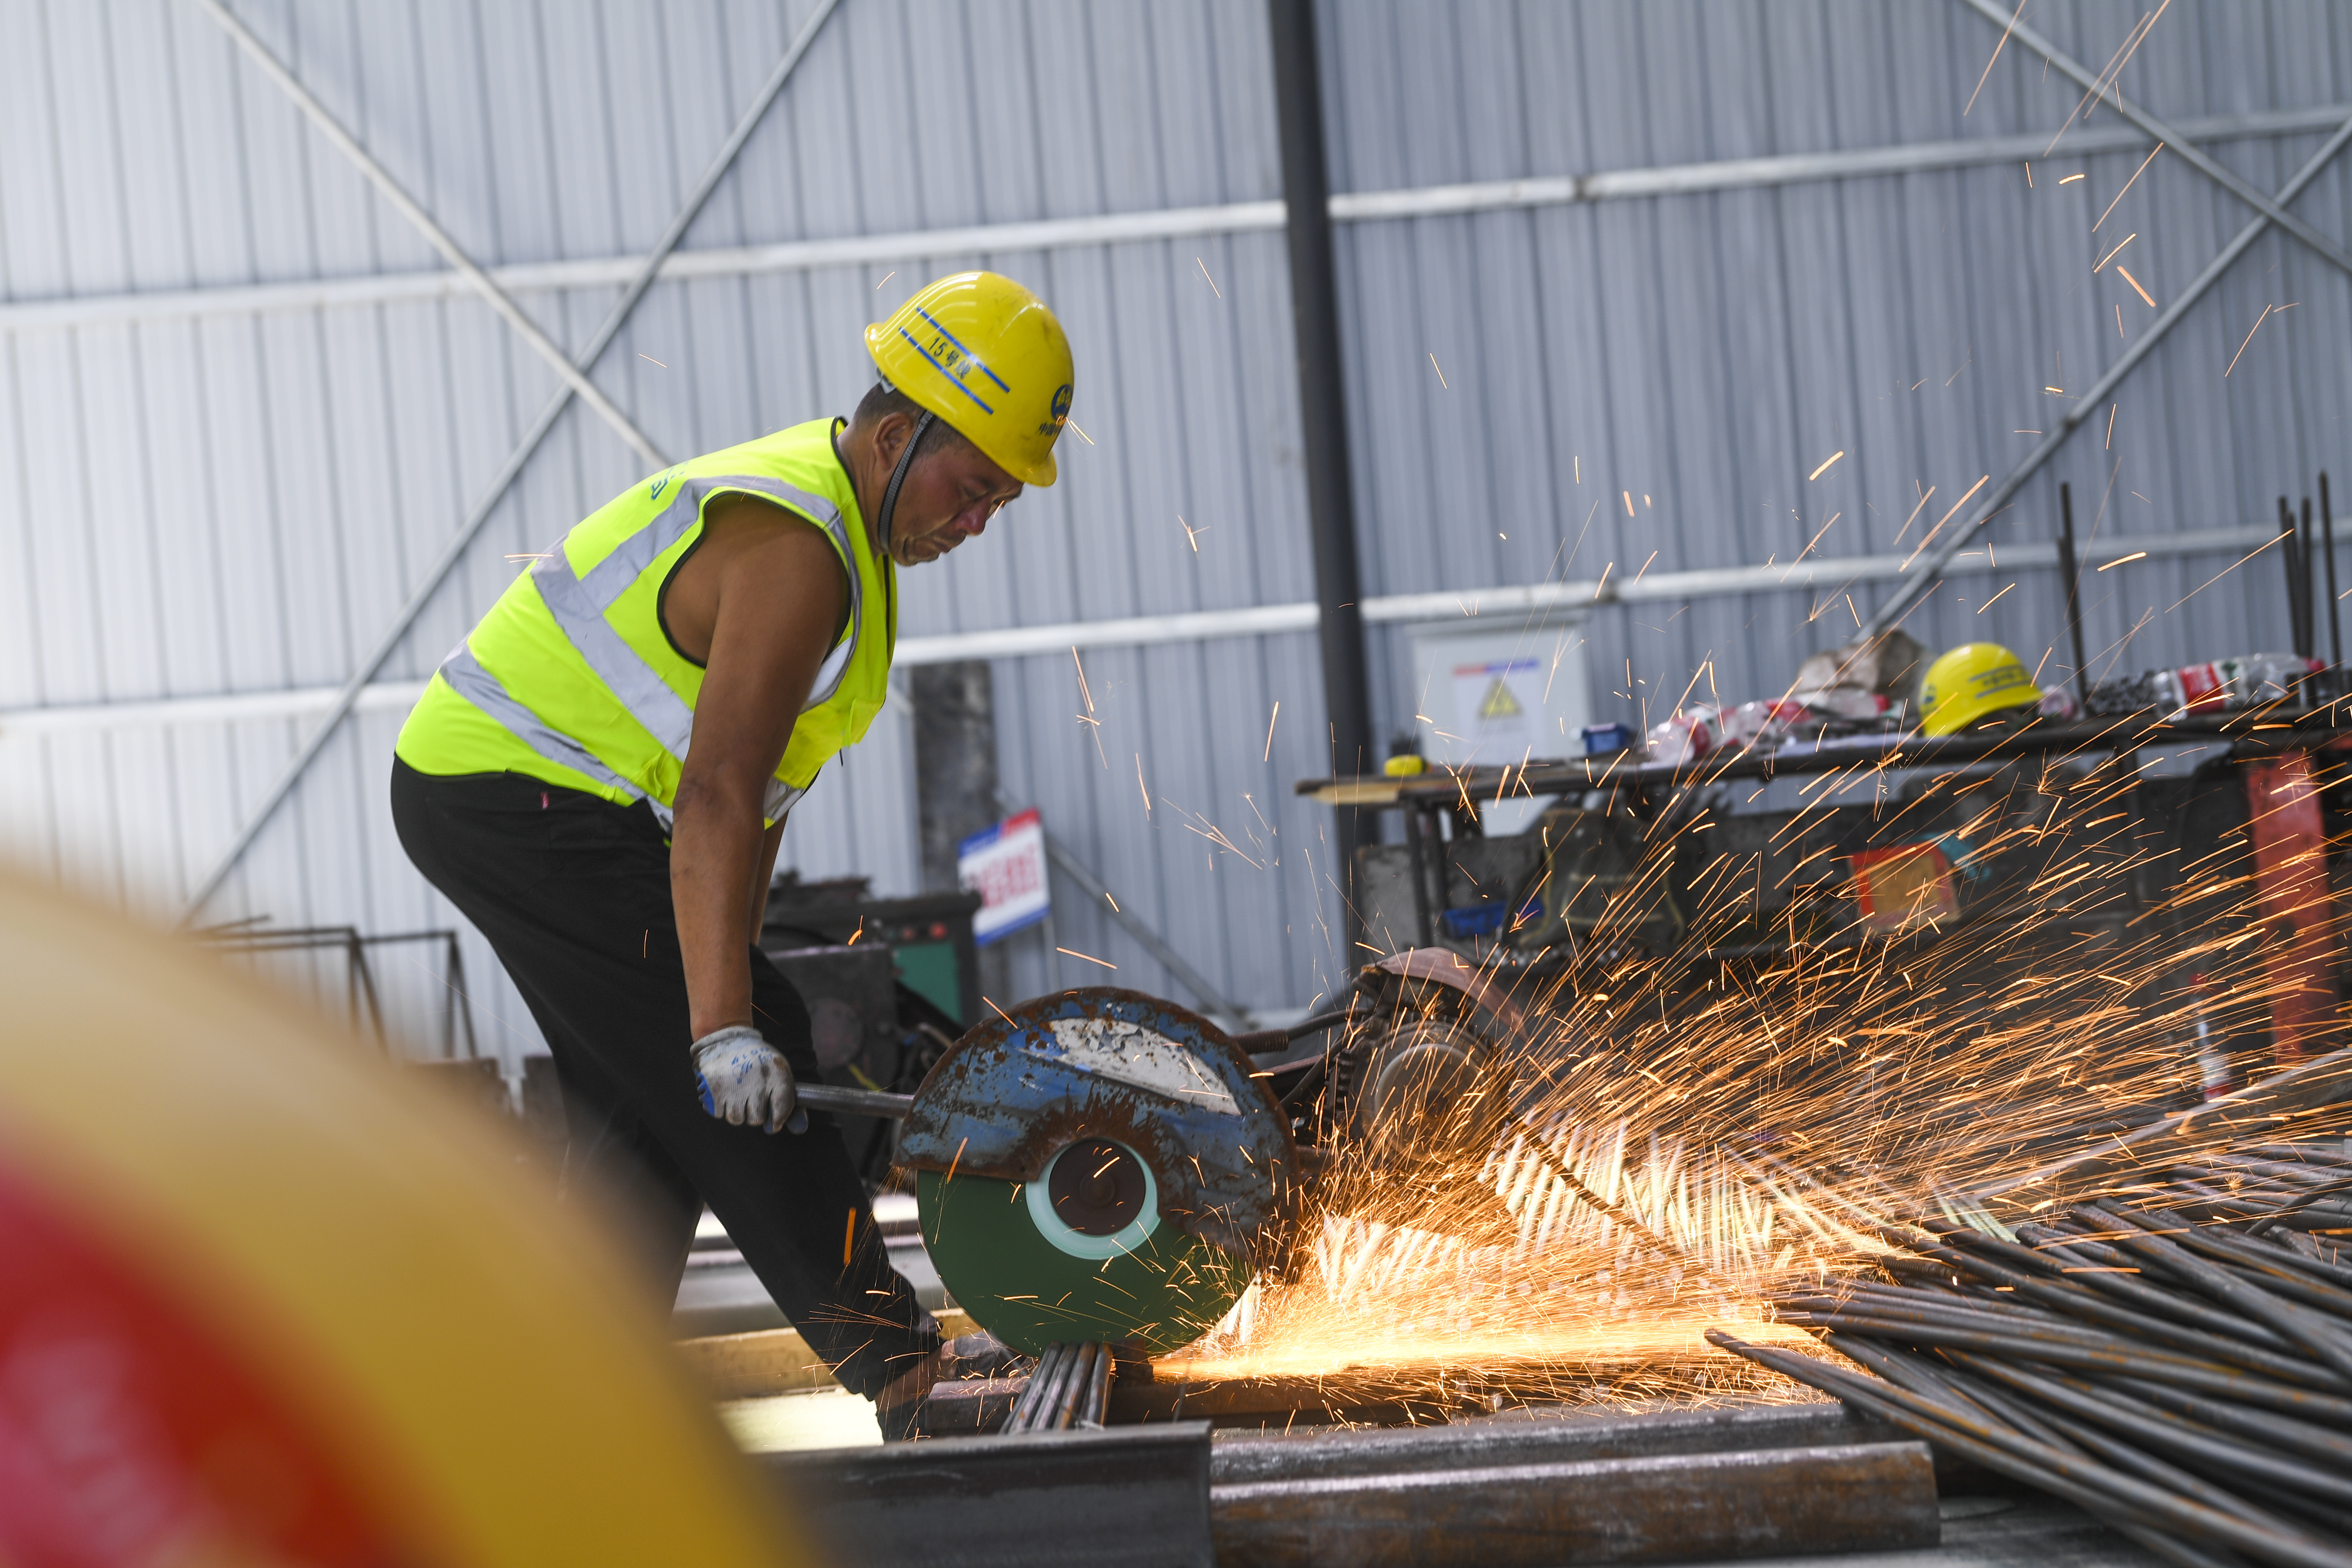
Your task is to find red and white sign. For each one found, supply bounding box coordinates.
[958,808,1051,945]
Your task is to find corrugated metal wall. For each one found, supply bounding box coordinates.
[4,1,2349,1068]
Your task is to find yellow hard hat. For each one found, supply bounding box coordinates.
[868,271,1073,486]
[1919,642,2042,736]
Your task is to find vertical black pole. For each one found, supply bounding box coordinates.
[2323,473,2342,700]
[2283,497,2310,661]
[1269,0,1375,952]
[2057,483,2089,710]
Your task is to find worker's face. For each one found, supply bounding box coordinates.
[884,420,1023,567]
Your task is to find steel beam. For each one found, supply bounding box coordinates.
[760,1421,1213,1568]
[1211,1441,1939,1568]
[1271,0,1375,953]
[15,516,2333,740]
[1210,1402,1909,1483]
[194,0,667,469]
[1860,112,2352,638]
[13,107,2345,336]
[178,0,844,921]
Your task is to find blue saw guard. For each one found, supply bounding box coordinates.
[898,988,1295,1263]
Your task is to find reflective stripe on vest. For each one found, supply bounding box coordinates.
[399,419,890,824]
[436,641,646,801]
[528,473,864,758]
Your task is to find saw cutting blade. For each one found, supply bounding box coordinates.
[902,989,1293,1357]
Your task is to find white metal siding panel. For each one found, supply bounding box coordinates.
[6,0,2352,1059]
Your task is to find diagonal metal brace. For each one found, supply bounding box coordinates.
[181,0,845,922]
[1959,0,2352,278]
[1860,110,2352,640]
[195,0,669,469]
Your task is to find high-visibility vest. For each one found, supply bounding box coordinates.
[395,418,893,825]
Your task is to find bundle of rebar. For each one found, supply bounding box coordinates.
[1001,1340,1112,1434]
[1711,1143,2352,1568]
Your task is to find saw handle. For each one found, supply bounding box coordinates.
[793,1083,916,1121]
[1235,1006,1364,1058]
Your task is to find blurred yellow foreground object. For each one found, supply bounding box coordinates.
[0,869,795,1566]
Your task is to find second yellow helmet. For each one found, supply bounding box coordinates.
[1918,643,2042,736]
[867,272,1073,486]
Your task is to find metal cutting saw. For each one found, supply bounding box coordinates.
[799,952,1534,1359]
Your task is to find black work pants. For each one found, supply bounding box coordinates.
[389,758,936,1397]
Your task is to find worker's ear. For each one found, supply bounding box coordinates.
[871,409,917,471]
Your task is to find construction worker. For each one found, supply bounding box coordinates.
[1893,642,2064,907]
[388,272,1072,1439]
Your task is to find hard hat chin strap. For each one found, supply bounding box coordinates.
[875,410,937,556]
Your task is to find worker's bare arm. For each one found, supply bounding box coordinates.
[750,818,786,943]
[669,497,847,1040]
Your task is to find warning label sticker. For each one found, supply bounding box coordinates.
[1452,658,1539,764]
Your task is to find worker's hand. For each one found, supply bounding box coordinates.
[691,1025,804,1134]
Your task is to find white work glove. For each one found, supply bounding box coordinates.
[691,1025,804,1135]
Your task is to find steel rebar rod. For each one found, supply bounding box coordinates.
[1004,1342,1066,1434]
[1076,1342,1112,1430]
[1708,1330,2352,1568]
[1766,1310,2352,1422]
[2093,1202,2352,1383]
[1052,1343,1098,1431]
[1852,1327,2290,1568]
[1919,1350,2311,1533]
[1951,1353,2352,1510]
[2104,1373,2352,1474]
[1889,1225,2322,1376]
[1911,1358,2247,1568]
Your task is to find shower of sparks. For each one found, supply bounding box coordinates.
[1894,486,1936,543]
[1180,514,1206,552]
[1068,419,1095,446]
[1974,581,2015,612]
[2116,267,2156,307]
[1430,353,1449,389]
[2224,304,2273,376]
[1153,712,2350,1411]
[1056,946,1116,969]
[1264,701,1281,763]
[2047,11,2164,158]
[1963,0,2026,117]
[1807,451,1844,482]
[2106,404,2119,447]
[2099,551,2147,570]
[2092,233,2136,272]
[876,270,896,289]
[638,353,668,368]
[1197,257,1222,299]
[2092,143,2163,230]
[2058,173,2085,185]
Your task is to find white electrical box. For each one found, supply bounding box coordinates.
[1404,616,1592,836]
